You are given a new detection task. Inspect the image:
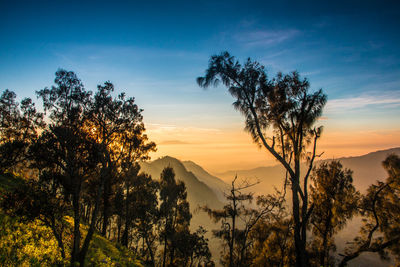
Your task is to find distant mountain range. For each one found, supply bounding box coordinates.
[139,147,399,266]
[215,147,400,195]
[139,147,400,223]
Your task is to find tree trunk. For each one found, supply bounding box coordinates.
[52,226,66,259]
[291,173,308,266]
[101,175,111,236]
[162,232,167,267]
[78,177,104,267]
[122,183,130,247]
[71,191,81,267]
[320,209,332,267]
[145,234,155,267]
[117,218,121,243]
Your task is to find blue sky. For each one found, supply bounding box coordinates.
[1,0,399,171]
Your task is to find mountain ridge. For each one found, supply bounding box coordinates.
[214,147,400,194]
[140,156,223,211]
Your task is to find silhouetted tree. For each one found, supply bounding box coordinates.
[198,52,326,267]
[0,69,156,266]
[129,172,159,265]
[176,226,213,267]
[86,82,155,237]
[309,161,359,266]
[159,167,191,267]
[203,177,283,267]
[339,154,400,266]
[34,70,100,266]
[0,89,44,173]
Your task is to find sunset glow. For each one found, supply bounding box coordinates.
[1,0,399,173]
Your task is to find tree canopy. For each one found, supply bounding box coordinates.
[198,51,327,267]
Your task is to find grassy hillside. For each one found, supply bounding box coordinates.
[0,173,143,267]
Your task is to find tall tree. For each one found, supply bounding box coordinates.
[86,81,155,237]
[35,69,100,266]
[159,167,191,267]
[198,52,326,267]
[309,161,359,266]
[129,172,159,265]
[339,154,400,266]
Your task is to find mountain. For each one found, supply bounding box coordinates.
[325,147,400,192]
[215,165,287,196]
[182,160,228,202]
[215,147,400,195]
[139,156,225,264]
[140,156,223,211]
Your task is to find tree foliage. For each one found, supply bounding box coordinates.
[309,161,359,266]
[198,51,327,267]
[0,69,158,266]
[339,154,400,266]
[203,176,285,267]
[0,90,44,173]
[159,167,191,266]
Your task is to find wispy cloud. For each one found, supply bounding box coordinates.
[235,29,300,47]
[318,116,329,121]
[147,123,221,134]
[326,93,400,112]
[159,140,191,145]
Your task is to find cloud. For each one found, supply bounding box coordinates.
[326,93,400,112]
[159,140,192,145]
[148,123,221,133]
[318,116,329,121]
[235,29,300,47]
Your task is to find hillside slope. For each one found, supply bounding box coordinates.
[182,160,228,202]
[140,156,223,211]
[215,147,400,195]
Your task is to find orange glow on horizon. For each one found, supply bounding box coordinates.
[146,124,400,174]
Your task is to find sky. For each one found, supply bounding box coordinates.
[1,0,399,173]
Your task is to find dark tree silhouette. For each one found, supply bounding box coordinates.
[203,177,284,267]
[309,161,359,266]
[158,167,191,267]
[0,90,44,173]
[34,70,100,266]
[128,171,159,265]
[175,226,213,267]
[0,70,157,266]
[86,81,156,237]
[339,154,400,266]
[198,52,326,267]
